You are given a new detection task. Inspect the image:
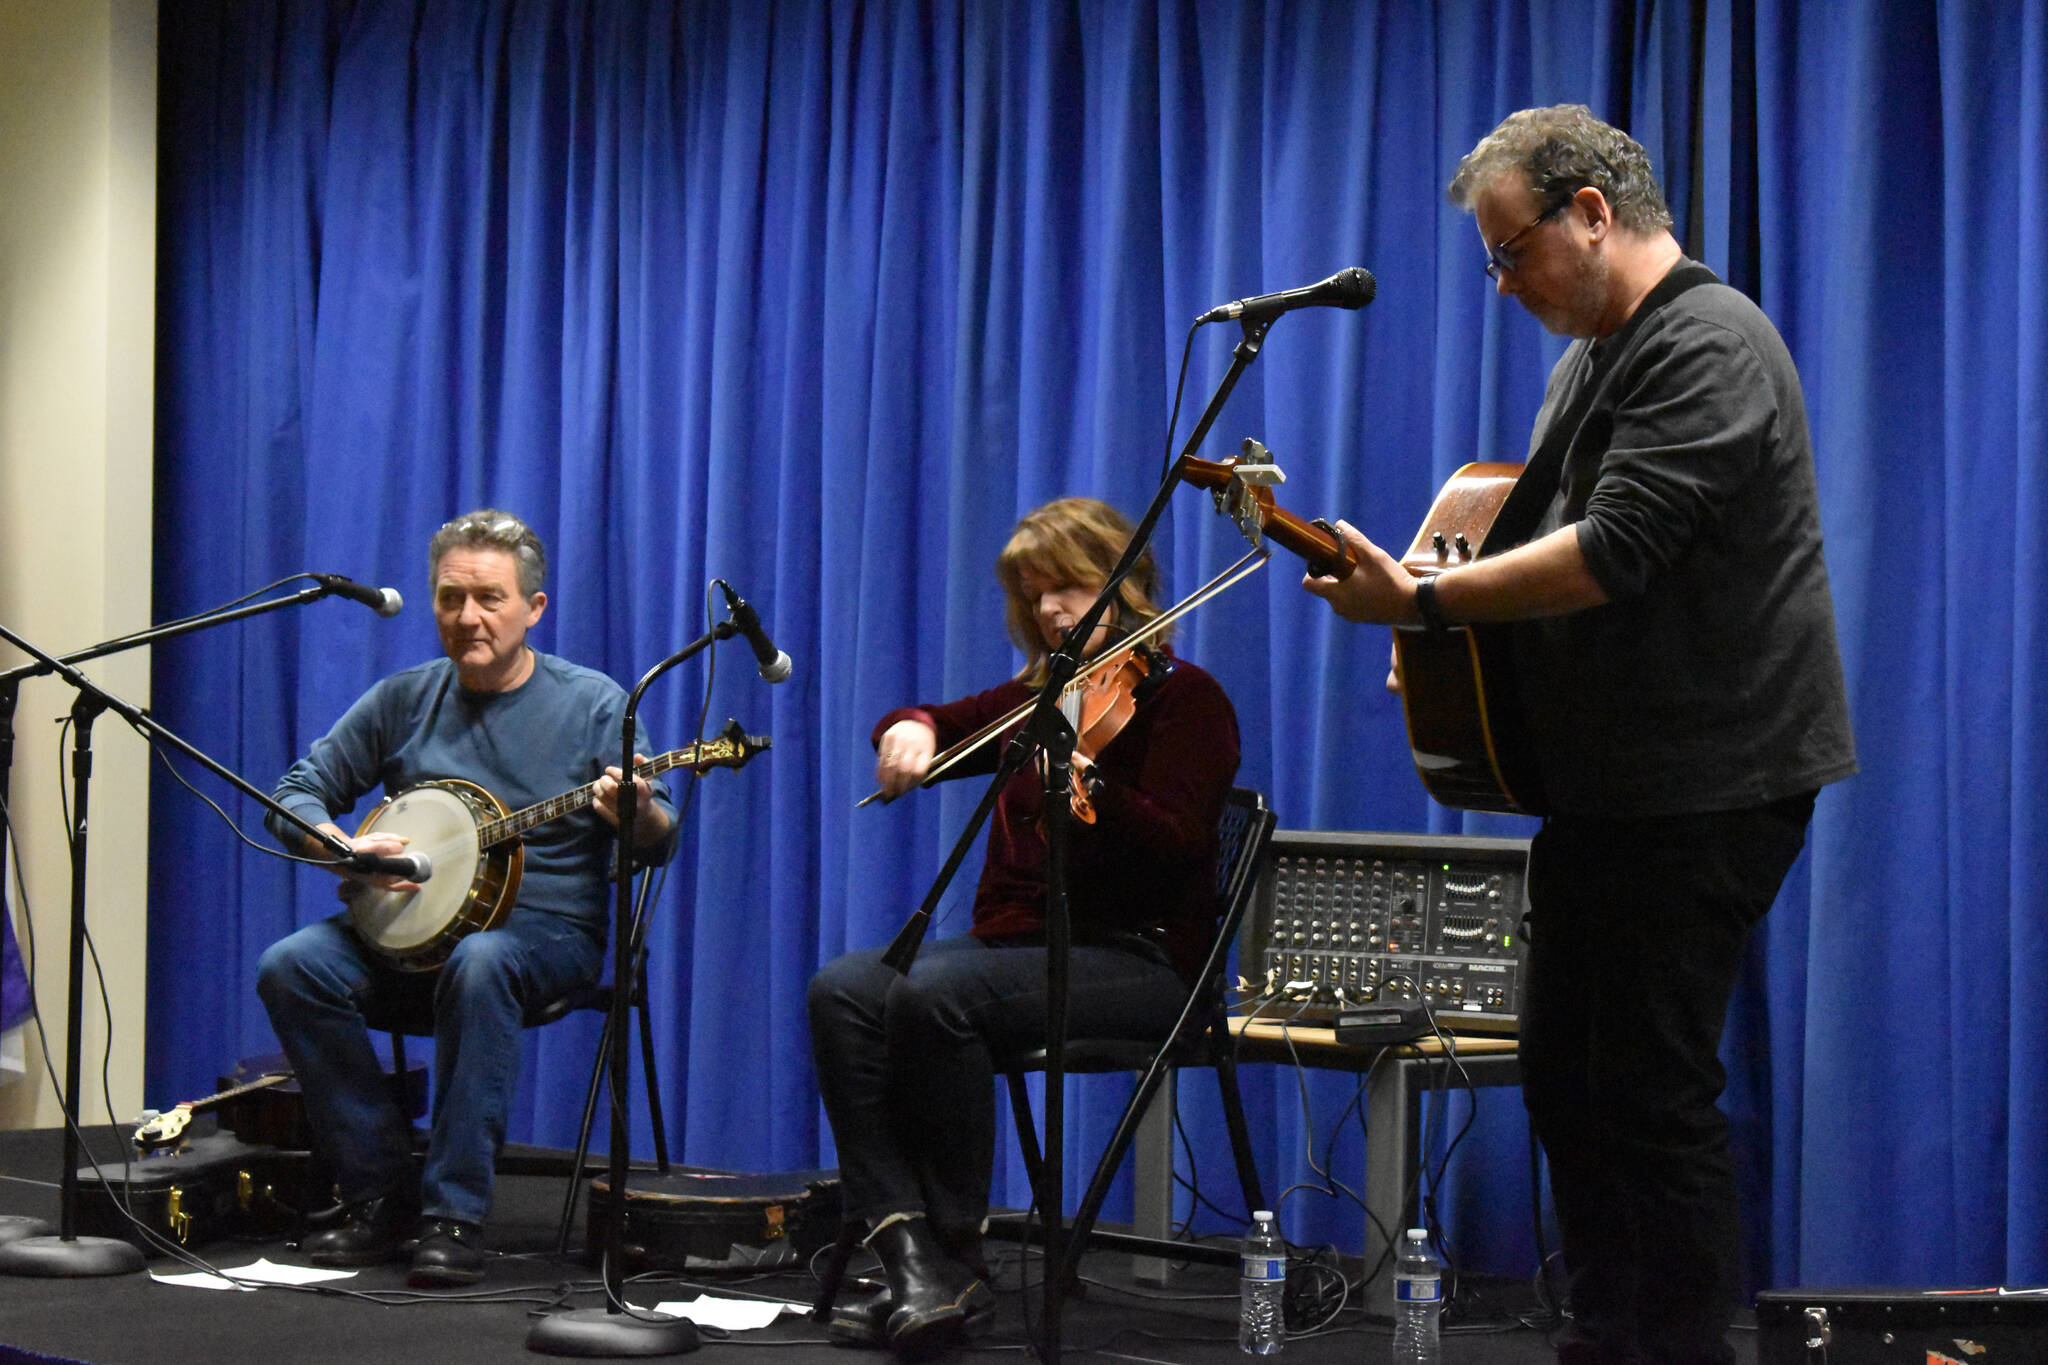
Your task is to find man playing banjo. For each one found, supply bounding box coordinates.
[256,510,677,1286]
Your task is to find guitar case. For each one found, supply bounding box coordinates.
[79,1052,429,1255]
[1755,1286,2048,1363]
[73,1132,319,1255]
[585,1167,841,1272]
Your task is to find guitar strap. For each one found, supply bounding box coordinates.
[1483,258,1722,552]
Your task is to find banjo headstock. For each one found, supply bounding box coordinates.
[659,718,772,777]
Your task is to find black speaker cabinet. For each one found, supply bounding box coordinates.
[1756,1286,2048,1363]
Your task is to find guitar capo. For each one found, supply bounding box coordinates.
[1212,437,1289,550]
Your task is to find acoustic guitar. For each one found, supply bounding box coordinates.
[1180,450,1542,816]
[1388,463,1543,816]
[1384,264,1727,814]
[345,718,770,971]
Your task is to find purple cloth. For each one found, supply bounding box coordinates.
[1,902,29,1033]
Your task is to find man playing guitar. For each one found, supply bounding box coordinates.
[1304,107,1855,1365]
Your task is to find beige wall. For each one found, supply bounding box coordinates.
[0,0,158,1130]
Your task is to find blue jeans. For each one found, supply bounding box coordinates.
[1520,791,1816,1365]
[256,910,603,1225]
[806,934,1190,1231]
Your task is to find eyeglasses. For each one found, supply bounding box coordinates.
[1484,194,1574,280]
[444,514,521,537]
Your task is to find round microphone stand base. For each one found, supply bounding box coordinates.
[0,1233,146,1278]
[526,1306,700,1357]
[0,1215,54,1248]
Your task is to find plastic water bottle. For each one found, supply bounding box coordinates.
[1238,1209,1286,1354]
[1391,1227,1442,1364]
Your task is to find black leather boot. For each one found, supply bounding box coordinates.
[867,1215,993,1358]
[934,1222,990,1283]
[300,1190,419,1267]
[408,1218,486,1287]
[826,1288,892,1349]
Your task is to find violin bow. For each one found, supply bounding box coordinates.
[854,547,1269,809]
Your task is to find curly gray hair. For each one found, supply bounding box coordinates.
[1448,104,1673,235]
[427,509,547,599]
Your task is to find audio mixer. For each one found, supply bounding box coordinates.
[1239,829,1530,1033]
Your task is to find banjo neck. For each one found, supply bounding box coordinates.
[473,721,770,849]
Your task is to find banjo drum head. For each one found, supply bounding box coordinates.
[346,783,488,959]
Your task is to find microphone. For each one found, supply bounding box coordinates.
[342,849,433,882]
[312,573,404,618]
[1196,266,1377,325]
[718,582,794,684]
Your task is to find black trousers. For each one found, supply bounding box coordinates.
[1520,791,1816,1365]
[805,934,1188,1233]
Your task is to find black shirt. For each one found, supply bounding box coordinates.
[1511,265,1858,816]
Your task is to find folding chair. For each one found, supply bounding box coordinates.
[809,788,1276,1321]
[994,785,1274,1283]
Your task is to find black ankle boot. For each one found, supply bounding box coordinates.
[934,1222,990,1283]
[300,1190,419,1267]
[408,1218,486,1287]
[826,1288,892,1348]
[867,1216,993,1358]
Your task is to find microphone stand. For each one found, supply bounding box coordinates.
[875,312,1274,975]
[528,616,743,1358]
[0,578,389,959]
[0,610,371,1278]
[873,313,1275,1363]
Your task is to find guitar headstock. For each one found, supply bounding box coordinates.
[1177,442,1284,551]
[1230,437,1288,487]
[1216,438,1286,546]
[1175,439,1351,580]
[133,1105,192,1155]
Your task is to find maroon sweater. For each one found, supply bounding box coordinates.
[873,652,1240,983]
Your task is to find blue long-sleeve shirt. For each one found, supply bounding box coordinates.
[270,651,678,926]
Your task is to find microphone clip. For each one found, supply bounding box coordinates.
[716,580,794,684]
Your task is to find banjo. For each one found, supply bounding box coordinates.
[344,718,770,971]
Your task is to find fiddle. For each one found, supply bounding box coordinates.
[1062,644,1168,823]
[855,551,1267,809]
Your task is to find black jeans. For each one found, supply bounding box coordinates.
[805,934,1188,1232]
[1521,792,1815,1365]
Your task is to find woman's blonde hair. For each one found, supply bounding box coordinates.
[995,497,1169,685]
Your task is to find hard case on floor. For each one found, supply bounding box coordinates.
[585,1167,841,1272]
[74,1132,317,1254]
[1755,1286,2048,1363]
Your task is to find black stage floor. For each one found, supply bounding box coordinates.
[0,1125,1758,1365]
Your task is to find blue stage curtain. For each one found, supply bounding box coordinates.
[150,0,2048,1291]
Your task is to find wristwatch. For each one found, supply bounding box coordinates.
[1413,574,1450,634]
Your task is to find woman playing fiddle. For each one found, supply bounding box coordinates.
[807,496,1241,1356]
